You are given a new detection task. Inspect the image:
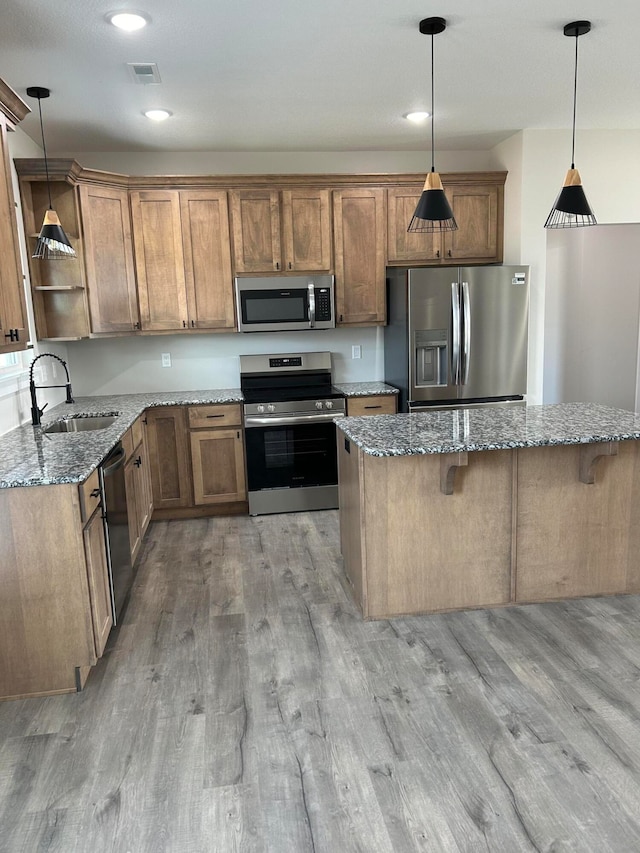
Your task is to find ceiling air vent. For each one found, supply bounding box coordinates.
[127,63,161,84]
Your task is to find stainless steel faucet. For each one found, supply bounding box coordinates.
[29,352,74,426]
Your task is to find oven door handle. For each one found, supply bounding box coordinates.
[244,412,344,427]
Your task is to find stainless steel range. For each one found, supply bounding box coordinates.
[240,351,346,516]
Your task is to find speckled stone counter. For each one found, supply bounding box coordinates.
[337,401,640,620]
[0,390,243,488]
[336,402,640,456]
[334,381,398,397]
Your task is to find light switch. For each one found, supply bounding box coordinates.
[161,352,171,368]
[352,345,362,359]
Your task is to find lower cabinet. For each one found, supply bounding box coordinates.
[0,473,113,699]
[123,415,154,564]
[188,404,246,505]
[83,504,113,657]
[346,394,397,416]
[146,403,248,518]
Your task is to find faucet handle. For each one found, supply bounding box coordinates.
[40,402,48,415]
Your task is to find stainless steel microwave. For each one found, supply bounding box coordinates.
[234,275,335,333]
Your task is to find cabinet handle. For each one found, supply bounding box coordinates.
[134,456,142,467]
[183,320,187,328]
[436,250,440,258]
[90,487,101,498]
[448,249,452,257]
[4,329,20,342]
[206,414,225,419]
[275,262,280,270]
[288,262,292,270]
[134,321,140,330]
[364,405,382,409]
[191,320,195,328]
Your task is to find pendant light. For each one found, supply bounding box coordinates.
[544,21,596,229]
[408,16,457,233]
[26,86,77,259]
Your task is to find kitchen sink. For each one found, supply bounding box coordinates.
[42,414,119,433]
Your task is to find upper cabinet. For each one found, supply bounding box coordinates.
[230,187,332,273]
[387,172,506,266]
[79,184,139,333]
[0,81,30,353]
[131,188,235,332]
[333,187,386,326]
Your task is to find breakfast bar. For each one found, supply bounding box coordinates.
[336,403,640,619]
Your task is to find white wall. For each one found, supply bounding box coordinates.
[1,126,70,436]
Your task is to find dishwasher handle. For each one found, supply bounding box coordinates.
[102,444,126,477]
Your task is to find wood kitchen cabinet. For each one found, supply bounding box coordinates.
[333,187,386,326]
[346,394,397,416]
[230,187,332,273]
[131,189,235,332]
[0,470,113,699]
[0,82,29,353]
[79,183,140,333]
[387,174,506,266]
[188,404,246,505]
[123,415,154,564]
[145,406,192,511]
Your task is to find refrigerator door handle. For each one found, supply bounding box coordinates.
[451,281,461,385]
[461,280,471,385]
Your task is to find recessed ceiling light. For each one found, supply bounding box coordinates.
[405,111,430,124]
[106,11,150,31]
[144,109,172,121]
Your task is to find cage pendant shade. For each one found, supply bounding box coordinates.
[407,16,457,234]
[544,22,596,229]
[26,86,77,259]
[408,170,457,232]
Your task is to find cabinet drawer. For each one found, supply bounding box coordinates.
[79,468,101,523]
[346,395,397,417]
[188,404,242,429]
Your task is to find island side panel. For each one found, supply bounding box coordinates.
[515,441,640,603]
[337,435,368,615]
[0,484,96,700]
[361,449,514,618]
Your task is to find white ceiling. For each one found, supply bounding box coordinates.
[3,0,640,154]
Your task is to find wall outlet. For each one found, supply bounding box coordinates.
[161,352,172,368]
[352,345,362,359]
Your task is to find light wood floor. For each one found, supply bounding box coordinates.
[2,512,640,852]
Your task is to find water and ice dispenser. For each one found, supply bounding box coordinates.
[414,329,448,387]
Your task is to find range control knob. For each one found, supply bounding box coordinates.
[325,400,334,410]
[257,404,265,413]
[267,404,276,413]
[315,401,324,410]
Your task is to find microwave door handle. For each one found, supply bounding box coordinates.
[308,283,315,328]
[461,280,471,385]
[451,281,461,385]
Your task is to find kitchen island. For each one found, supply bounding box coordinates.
[336,403,640,618]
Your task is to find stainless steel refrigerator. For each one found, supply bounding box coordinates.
[384,266,529,411]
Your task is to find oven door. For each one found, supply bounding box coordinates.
[244,413,341,514]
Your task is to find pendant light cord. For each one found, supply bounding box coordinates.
[571,31,578,170]
[35,96,53,209]
[430,32,435,173]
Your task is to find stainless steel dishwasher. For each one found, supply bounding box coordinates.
[99,443,133,624]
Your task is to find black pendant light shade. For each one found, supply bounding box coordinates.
[408,17,457,233]
[545,22,596,229]
[26,86,77,259]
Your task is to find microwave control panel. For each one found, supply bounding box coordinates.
[315,288,332,321]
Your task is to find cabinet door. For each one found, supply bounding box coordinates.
[333,188,386,325]
[130,190,188,330]
[145,407,192,509]
[180,190,235,330]
[387,186,443,264]
[80,184,139,333]
[0,113,28,352]
[229,190,282,273]
[190,428,246,505]
[83,507,113,657]
[134,426,154,541]
[281,188,332,272]
[442,183,502,263]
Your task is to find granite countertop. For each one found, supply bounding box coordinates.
[335,402,640,457]
[333,382,398,397]
[0,390,243,489]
